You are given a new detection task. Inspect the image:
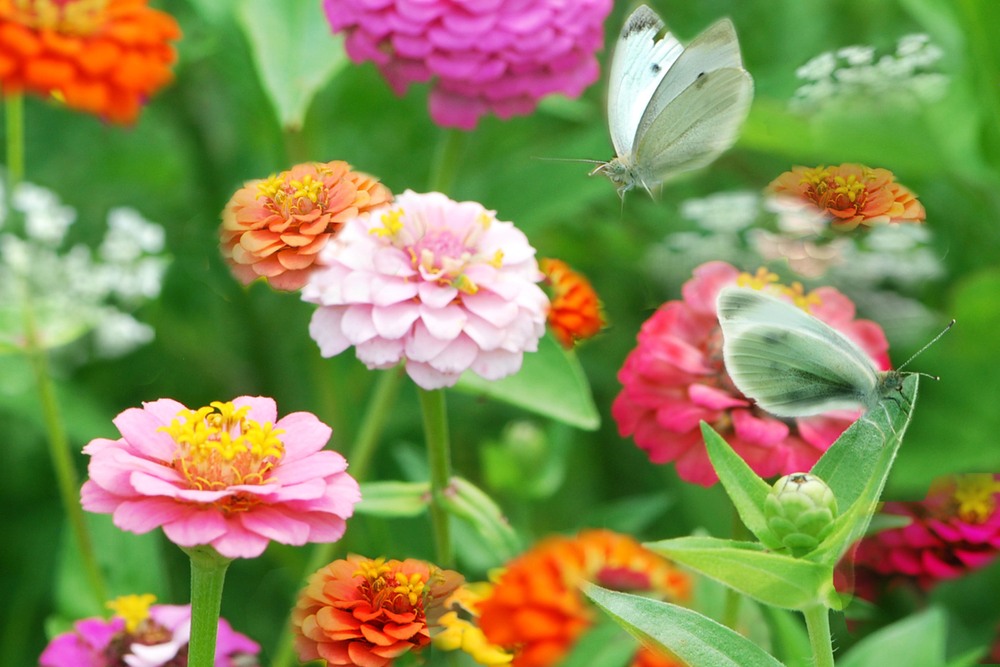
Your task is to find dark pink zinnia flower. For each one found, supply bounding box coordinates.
[850,474,1000,595]
[612,261,891,487]
[323,0,613,130]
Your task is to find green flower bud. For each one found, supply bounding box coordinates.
[764,473,838,555]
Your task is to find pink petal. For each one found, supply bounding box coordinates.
[113,497,193,534]
[310,308,352,357]
[356,337,405,367]
[275,412,334,460]
[469,348,521,380]
[405,361,457,389]
[112,407,178,461]
[209,519,272,559]
[342,304,378,345]
[274,450,347,483]
[428,334,478,374]
[419,303,466,340]
[234,396,277,424]
[240,506,311,544]
[162,508,229,546]
[372,302,420,339]
[732,409,790,444]
[404,320,451,362]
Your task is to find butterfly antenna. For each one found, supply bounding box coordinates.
[897,319,956,372]
[532,156,607,165]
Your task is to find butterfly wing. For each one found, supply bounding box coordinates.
[607,5,683,160]
[632,63,753,188]
[634,18,746,143]
[717,287,880,417]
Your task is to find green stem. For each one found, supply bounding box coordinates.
[418,387,454,568]
[269,368,403,667]
[185,546,232,667]
[803,604,835,667]
[427,129,466,193]
[5,94,24,188]
[21,283,107,606]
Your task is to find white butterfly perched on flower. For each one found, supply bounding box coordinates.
[592,5,754,196]
[716,286,951,419]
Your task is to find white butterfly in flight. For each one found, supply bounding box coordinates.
[717,286,951,420]
[592,5,754,196]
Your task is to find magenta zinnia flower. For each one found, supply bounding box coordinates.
[849,474,1000,596]
[81,397,361,559]
[612,261,891,487]
[40,596,259,667]
[302,190,549,390]
[323,0,613,129]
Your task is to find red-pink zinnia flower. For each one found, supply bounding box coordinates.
[849,474,1000,596]
[39,596,259,667]
[81,396,361,559]
[323,0,613,130]
[302,190,549,390]
[612,261,891,487]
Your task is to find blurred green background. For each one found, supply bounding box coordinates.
[3,0,1000,665]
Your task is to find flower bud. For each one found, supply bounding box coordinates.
[764,473,838,554]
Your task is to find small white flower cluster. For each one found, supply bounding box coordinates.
[791,34,948,113]
[0,180,169,358]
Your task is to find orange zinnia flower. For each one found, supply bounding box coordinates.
[477,529,691,667]
[220,160,392,291]
[767,163,926,231]
[293,555,463,667]
[540,258,605,349]
[0,0,181,124]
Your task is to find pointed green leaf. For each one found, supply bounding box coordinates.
[455,334,600,430]
[584,584,784,667]
[443,477,521,560]
[646,536,834,610]
[701,422,776,546]
[837,607,946,667]
[356,481,429,517]
[236,0,347,131]
[809,376,918,565]
[558,616,636,667]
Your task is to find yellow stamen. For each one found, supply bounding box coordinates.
[370,208,404,237]
[952,474,1000,524]
[833,174,866,203]
[290,174,323,204]
[11,0,108,34]
[394,572,426,606]
[107,594,156,633]
[256,174,283,200]
[736,267,780,291]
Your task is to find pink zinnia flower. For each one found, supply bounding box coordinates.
[81,397,361,559]
[39,596,259,667]
[612,261,891,487]
[302,190,549,390]
[323,0,613,130]
[849,474,1000,597]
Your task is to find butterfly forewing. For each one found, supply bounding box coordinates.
[607,5,683,158]
[633,18,744,143]
[717,287,882,417]
[635,67,753,185]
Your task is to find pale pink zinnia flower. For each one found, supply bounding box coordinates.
[323,0,613,130]
[81,397,361,559]
[612,261,891,487]
[302,190,549,390]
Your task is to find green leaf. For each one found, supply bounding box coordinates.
[355,481,429,517]
[809,376,917,565]
[701,422,776,546]
[837,607,946,667]
[236,0,347,131]
[759,606,812,667]
[646,536,834,610]
[455,334,600,430]
[583,584,784,667]
[442,477,521,561]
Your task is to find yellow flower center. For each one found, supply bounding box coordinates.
[7,0,108,34]
[290,174,323,204]
[736,269,822,313]
[160,401,285,497]
[833,174,866,203]
[107,593,156,633]
[952,474,1000,524]
[354,557,430,614]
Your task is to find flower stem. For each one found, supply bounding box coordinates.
[268,368,404,667]
[185,546,232,667]
[721,508,750,629]
[427,128,466,193]
[803,604,835,667]
[418,387,454,568]
[21,281,107,606]
[5,94,25,189]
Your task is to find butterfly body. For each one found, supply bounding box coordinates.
[596,6,754,196]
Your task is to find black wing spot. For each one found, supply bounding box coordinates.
[651,63,661,74]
